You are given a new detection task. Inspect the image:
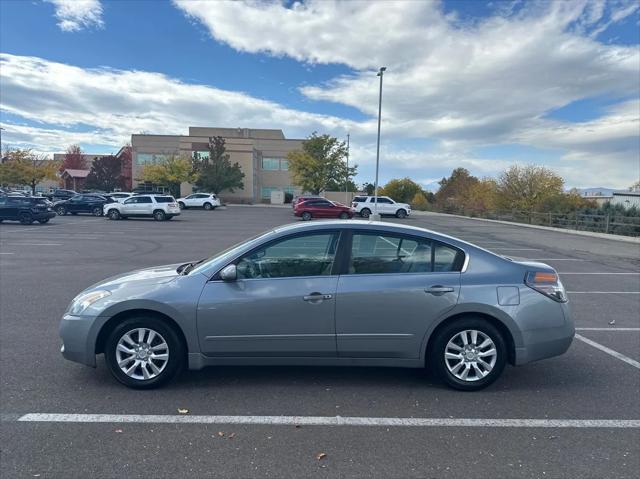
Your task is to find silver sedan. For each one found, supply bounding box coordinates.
[59,221,574,391]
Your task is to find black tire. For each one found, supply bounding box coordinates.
[107,209,121,220]
[92,206,103,216]
[104,316,185,389]
[178,202,185,210]
[301,211,312,221]
[56,206,66,216]
[396,209,407,219]
[360,208,371,218]
[153,210,166,221]
[203,202,213,210]
[339,212,349,219]
[429,317,507,391]
[19,212,33,225]
[71,212,78,216]
[165,216,173,220]
[38,218,50,224]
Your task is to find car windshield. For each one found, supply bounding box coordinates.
[185,230,275,276]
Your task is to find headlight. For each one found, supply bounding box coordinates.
[68,290,111,316]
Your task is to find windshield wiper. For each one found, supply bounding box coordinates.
[179,259,205,275]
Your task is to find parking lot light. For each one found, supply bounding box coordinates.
[372,67,386,221]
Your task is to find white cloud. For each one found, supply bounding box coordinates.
[46,0,104,32]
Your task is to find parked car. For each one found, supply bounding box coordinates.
[45,189,77,202]
[352,195,411,218]
[59,220,573,390]
[0,195,56,224]
[54,194,115,216]
[176,193,221,210]
[108,192,134,203]
[292,195,323,209]
[294,198,354,220]
[104,194,180,221]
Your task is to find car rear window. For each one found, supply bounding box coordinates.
[155,196,175,203]
[352,196,366,202]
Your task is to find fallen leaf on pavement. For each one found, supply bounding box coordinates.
[115,429,123,433]
[218,431,225,437]
[177,408,189,414]
[316,452,327,460]
[228,432,236,439]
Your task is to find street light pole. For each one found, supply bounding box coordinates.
[373,67,386,220]
[0,127,5,157]
[345,133,350,204]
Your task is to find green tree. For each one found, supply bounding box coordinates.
[380,178,424,203]
[287,132,356,195]
[496,164,564,212]
[362,182,375,195]
[0,148,59,194]
[141,153,196,197]
[194,137,244,194]
[462,178,498,214]
[411,192,430,211]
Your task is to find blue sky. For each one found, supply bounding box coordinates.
[1,0,639,189]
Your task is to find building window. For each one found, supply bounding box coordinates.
[262,158,281,170]
[192,151,210,161]
[280,159,289,171]
[261,186,296,199]
[135,153,173,166]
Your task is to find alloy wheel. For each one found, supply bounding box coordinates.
[115,328,169,381]
[444,329,497,382]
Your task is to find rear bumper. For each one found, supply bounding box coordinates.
[515,302,575,365]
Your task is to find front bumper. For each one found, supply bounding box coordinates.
[59,314,100,367]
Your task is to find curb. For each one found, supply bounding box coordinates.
[411,211,640,244]
[226,203,290,209]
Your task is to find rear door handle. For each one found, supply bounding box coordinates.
[424,286,455,295]
[303,293,333,301]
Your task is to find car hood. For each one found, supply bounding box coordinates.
[88,263,182,291]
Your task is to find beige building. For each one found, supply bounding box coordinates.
[131,127,305,202]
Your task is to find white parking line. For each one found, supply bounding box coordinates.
[490,248,541,251]
[559,273,640,275]
[567,291,640,294]
[1,243,62,246]
[14,413,640,428]
[575,334,640,369]
[576,328,640,331]
[0,252,14,255]
[527,259,587,261]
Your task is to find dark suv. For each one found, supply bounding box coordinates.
[45,189,77,201]
[0,196,56,224]
[54,194,115,216]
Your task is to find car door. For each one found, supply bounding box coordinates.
[184,194,198,207]
[312,199,334,218]
[0,196,17,220]
[375,197,393,214]
[136,196,154,215]
[66,195,83,213]
[335,231,463,359]
[121,197,140,215]
[197,231,343,357]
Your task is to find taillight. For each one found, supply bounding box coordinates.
[525,271,567,302]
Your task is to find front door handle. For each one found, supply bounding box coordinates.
[424,286,455,295]
[303,293,333,302]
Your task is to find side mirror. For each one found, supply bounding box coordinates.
[219,264,237,281]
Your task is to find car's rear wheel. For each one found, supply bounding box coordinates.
[92,206,103,216]
[429,318,507,391]
[19,212,34,225]
[107,209,121,220]
[301,211,312,221]
[178,202,185,210]
[203,202,213,210]
[104,316,184,389]
[339,212,349,219]
[153,210,166,221]
[360,208,371,218]
[56,206,66,216]
[396,209,407,219]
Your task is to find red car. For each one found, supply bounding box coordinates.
[294,198,354,221]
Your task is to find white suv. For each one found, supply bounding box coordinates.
[104,195,181,221]
[351,196,411,219]
[176,193,221,210]
[108,192,134,203]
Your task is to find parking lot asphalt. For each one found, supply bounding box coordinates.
[1,207,639,478]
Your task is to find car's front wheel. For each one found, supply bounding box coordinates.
[429,318,507,391]
[396,208,407,219]
[56,206,66,216]
[38,218,50,224]
[104,316,184,389]
[178,202,185,210]
[301,211,312,221]
[339,212,349,219]
[19,212,34,225]
[107,209,121,220]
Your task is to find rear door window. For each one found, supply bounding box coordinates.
[155,196,174,203]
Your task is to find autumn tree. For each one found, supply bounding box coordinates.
[0,148,59,194]
[141,153,196,197]
[59,144,87,173]
[85,155,124,192]
[435,168,480,212]
[462,178,498,214]
[287,133,356,195]
[194,137,244,195]
[496,165,564,212]
[411,192,430,211]
[380,178,424,204]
